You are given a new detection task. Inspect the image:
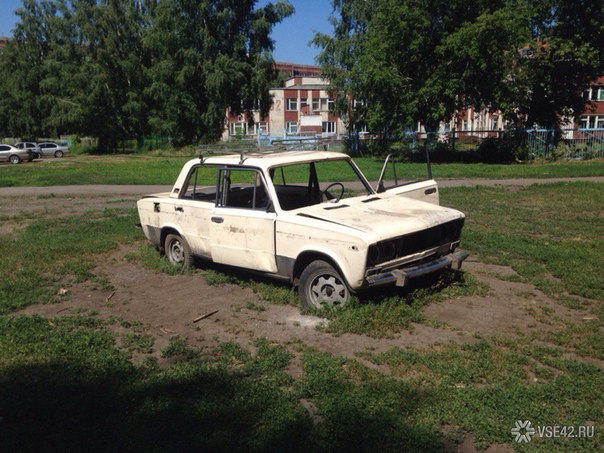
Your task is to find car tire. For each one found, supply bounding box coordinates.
[164,233,193,269]
[299,260,351,309]
[54,150,64,158]
[9,155,21,164]
[34,152,41,159]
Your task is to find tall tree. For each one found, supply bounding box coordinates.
[0,0,293,149]
[145,0,293,145]
[314,0,604,133]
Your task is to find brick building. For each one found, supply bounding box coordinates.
[223,63,346,140]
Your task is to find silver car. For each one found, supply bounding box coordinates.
[0,144,32,164]
[14,142,41,160]
[38,142,69,158]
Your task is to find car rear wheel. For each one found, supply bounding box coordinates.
[9,155,21,164]
[54,150,64,158]
[299,260,351,309]
[164,233,193,269]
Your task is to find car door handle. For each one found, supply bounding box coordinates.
[174,206,184,212]
[424,188,437,195]
[211,216,224,224]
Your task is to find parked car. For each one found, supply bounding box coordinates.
[137,151,468,308]
[14,142,41,160]
[0,144,32,164]
[37,142,69,158]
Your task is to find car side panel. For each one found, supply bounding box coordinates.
[275,218,369,290]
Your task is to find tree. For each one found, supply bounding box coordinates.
[314,0,604,133]
[0,0,293,149]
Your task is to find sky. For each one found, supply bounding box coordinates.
[0,0,333,66]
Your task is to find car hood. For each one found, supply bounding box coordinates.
[294,194,464,241]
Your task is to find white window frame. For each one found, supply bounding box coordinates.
[322,121,336,134]
[286,98,298,111]
[257,122,268,135]
[286,122,298,135]
[230,122,246,136]
[311,98,320,111]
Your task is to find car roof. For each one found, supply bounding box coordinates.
[200,150,351,170]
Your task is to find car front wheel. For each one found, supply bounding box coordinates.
[299,260,351,309]
[164,233,193,269]
[54,150,64,158]
[9,155,21,164]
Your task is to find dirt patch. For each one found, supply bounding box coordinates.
[21,241,584,373]
[23,243,475,366]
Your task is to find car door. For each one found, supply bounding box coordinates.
[172,164,219,258]
[375,153,439,205]
[209,167,277,273]
[0,145,9,161]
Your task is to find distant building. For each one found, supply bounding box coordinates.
[0,36,11,49]
[577,76,604,129]
[223,76,346,140]
[273,61,321,78]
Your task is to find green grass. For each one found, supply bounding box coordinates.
[1,183,603,451]
[0,208,140,314]
[1,154,603,187]
[1,314,602,451]
[441,182,604,302]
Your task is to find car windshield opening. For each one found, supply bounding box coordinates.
[270,159,371,211]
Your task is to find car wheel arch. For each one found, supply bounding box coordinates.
[292,250,351,291]
[159,226,183,254]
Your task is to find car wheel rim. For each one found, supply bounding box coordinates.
[309,275,348,308]
[168,239,184,264]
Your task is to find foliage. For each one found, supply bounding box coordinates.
[0,0,293,150]
[314,0,604,132]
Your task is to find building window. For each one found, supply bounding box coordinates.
[322,121,335,134]
[579,116,598,129]
[311,98,320,111]
[256,122,268,135]
[300,98,308,108]
[462,120,468,131]
[327,98,335,110]
[286,98,298,111]
[286,122,298,134]
[598,87,604,101]
[230,122,246,136]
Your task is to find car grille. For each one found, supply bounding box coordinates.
[367,218,464,267]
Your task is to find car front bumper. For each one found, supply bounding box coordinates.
[364,249,470,287]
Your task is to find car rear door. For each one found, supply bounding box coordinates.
[375,153,439,205]
[209,167,277,273]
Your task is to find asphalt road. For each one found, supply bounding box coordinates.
[0,176,603,197]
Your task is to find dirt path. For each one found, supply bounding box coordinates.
[1,175,603,197]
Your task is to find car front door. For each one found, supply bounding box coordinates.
[375,153,440,205]
[209,167,277,273]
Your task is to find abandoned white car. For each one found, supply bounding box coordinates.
[137,151,468,308]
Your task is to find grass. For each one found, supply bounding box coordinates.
[0,208,140,314]
[0,183,603,451]
[0,154,603,187]
[441,182,604,303]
